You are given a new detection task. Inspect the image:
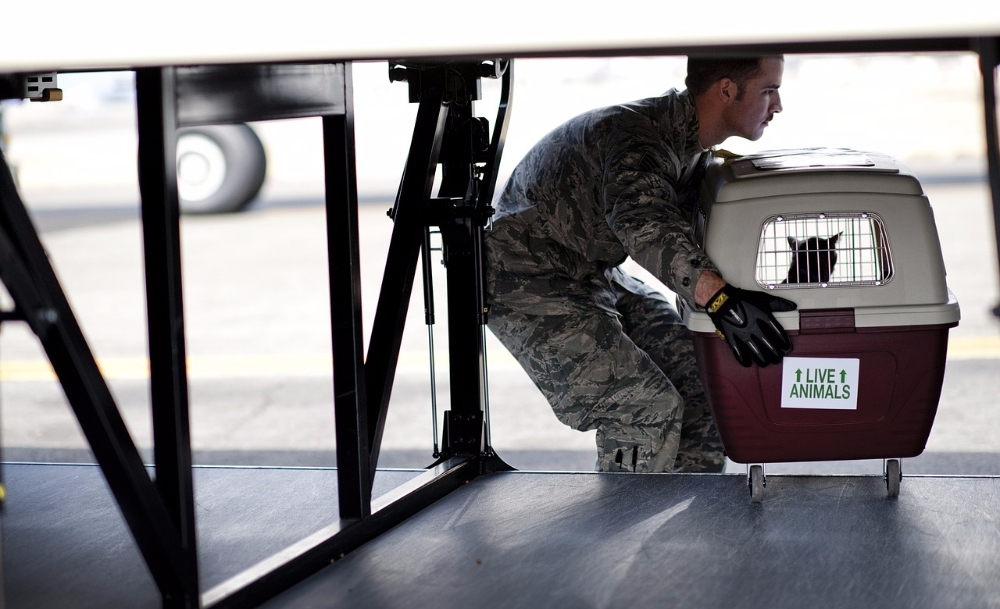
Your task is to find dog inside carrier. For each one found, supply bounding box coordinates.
[683,148,960,501]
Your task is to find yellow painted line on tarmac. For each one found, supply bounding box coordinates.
[0,354,338,382]
[2,336,993,382]
[946,335,1000,361]
[0,351,468,382]
[0,360,59,382]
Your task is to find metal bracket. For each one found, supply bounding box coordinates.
[0,72,61,101]
[388,59,506,104]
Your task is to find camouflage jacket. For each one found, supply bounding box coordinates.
[486,88,719,311]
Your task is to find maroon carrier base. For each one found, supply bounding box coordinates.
[691,319,955,465]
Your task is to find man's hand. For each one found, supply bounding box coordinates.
[705,284,796,367]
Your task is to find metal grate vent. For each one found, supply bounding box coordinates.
[755,212,893,289]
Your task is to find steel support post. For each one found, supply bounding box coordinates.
[0,313,5,609]
[433,60,512,461]
[977,38,1000,317]
[322,63,374,520]
[438,97,488,457]
[135,67,201,607]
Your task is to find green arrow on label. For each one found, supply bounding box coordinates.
[796,369,802,382]
[840,370,847,383]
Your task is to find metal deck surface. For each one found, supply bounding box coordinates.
[2,463,421,607]
[5,463,1000,608]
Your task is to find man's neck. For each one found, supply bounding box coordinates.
[694,93,725,149]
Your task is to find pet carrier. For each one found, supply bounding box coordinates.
[681,149,960,501]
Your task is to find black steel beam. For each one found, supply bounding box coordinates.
[437,99,487,456]
[976,38,1000,318]
[175,63,348,128]
[322,62,374,520]
[200,456,502,609]
[0,319,4,609]
[135,67,201,608]
[0,147,196,605]
[365,73,449,478]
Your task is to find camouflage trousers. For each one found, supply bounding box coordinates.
[487,267,726,473]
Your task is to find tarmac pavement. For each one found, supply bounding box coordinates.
[2,55,999,475]
[2,181,999,475]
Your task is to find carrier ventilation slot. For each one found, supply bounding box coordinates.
[754,212,893,289]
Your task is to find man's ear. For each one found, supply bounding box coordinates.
[718,78,738,104]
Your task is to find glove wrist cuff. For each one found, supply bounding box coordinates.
[706,284,733,315]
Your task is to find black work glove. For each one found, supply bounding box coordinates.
[705,284,797,368]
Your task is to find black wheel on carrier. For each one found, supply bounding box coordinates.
[885,459,901,498]
[175,124,266,214]
[749,464,764,503]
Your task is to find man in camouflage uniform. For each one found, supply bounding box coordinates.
[485,56,788,473]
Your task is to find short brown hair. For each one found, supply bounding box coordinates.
[685,56,781,98]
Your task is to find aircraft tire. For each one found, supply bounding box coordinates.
[176,124,266,214]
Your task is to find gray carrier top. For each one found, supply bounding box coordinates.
[684,148,960,333]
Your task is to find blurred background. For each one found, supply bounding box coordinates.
[0,53,997,474]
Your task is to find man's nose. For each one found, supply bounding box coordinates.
[772,92,783,113]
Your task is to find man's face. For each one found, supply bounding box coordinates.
[724,57,784,141]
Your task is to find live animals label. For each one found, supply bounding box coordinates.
[780,357,860,410]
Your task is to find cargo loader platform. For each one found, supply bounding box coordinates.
[5,462,1000,609]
